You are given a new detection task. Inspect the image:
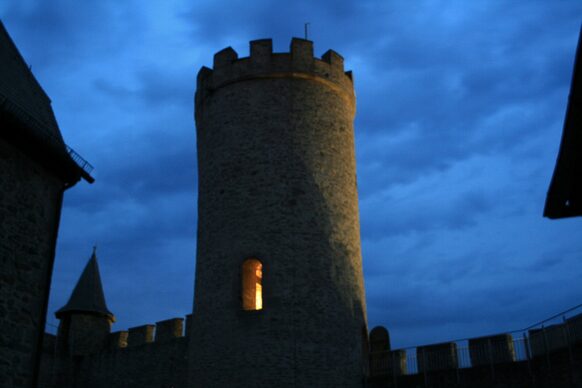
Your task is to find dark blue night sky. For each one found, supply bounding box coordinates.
[2,1,581,349]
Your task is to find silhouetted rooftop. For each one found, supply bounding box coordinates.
[544,26,582,219]
[0,20,64,146]
[0,20,94,184]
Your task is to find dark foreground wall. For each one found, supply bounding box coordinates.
[38,334,56,388]
[369,344,582,388]
[39,317,190,388]
[68,337,188,388]
[0,138,64,387]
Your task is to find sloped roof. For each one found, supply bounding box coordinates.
[55,249,115,321]
[0,20,64,146]
[544,26,582,219]
[0,20,94,184]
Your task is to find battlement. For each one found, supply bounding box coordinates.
[196,38,355,106]
[43,315,193,387]
[107,314,193,350]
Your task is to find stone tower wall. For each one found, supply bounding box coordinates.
[190,38,367,387]
[0,138,64,387]
[56,314,112,356]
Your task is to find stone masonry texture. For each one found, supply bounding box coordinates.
[41,317,189,388]
[189,38,368,387]
[0,138,64,387]
[59,314,112,356]
[59,336,188,388]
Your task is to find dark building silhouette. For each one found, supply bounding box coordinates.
[55,248,114,323]
[44,250,116,387]
[545,27,582,219]
[40,250,191,387]
[0,20,92,387]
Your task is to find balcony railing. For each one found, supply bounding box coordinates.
[0,91,94,176]
[370,303,582,378]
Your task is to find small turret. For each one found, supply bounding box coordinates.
[55,247,114,356]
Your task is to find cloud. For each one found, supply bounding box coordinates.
[4,0,582,347]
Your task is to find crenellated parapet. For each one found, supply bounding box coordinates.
[155,317,184,342]
[127,325,155,347]
[47,316,193,387]
[105,316,192,350]
[196,38,355,114]
[107,331,128,350]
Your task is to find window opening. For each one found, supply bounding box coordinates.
[242,258,263,310]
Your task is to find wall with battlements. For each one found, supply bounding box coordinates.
[368,314,582,388]
[40,314,582,388]
[40,315,192,388]
[195,38,355,116]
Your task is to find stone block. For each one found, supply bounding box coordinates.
[469,334,515,366]
[108,331,128,349]
[155,318,183,342]
[529,324,569,357]
[370,349,406,377]
[127,325,155,347]
[417,342,458,372]
[369,326,390,352]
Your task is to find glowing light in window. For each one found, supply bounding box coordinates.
[242,259,263,310]
[255,283,262,310]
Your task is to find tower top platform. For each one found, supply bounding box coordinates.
[196,38,355,107]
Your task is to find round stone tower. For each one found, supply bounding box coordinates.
[189,38,368,387]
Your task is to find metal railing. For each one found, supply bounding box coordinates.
[370,303,582,377]
[0,91,94,175]
[65,144,94,174]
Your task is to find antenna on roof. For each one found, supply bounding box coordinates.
[92,245,97,256]
[304,22,310,40]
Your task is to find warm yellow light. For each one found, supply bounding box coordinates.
[255,283,262,310]
[242,259,263,311]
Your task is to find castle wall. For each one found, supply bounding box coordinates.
[59,314,112,356]
[191,39,367,387]
[369,324,582,388]
[38,334,56,388]
[70,336,189,388]
[40,317,190,388]
[0,137,64,387]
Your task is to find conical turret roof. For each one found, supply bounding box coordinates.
[55,248,115,321]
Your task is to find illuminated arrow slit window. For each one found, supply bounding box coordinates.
[242,258,263,310]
